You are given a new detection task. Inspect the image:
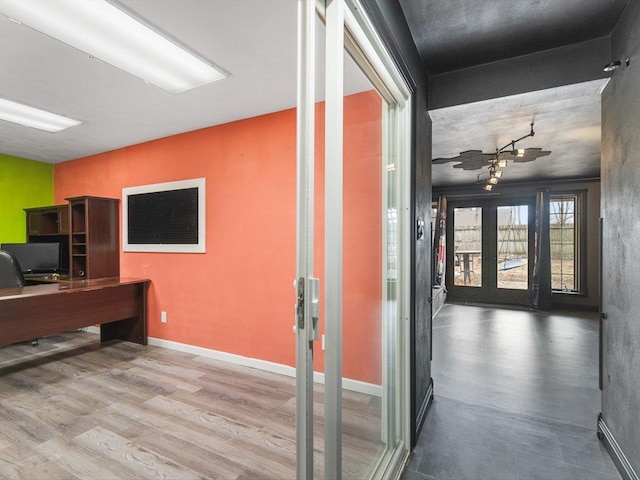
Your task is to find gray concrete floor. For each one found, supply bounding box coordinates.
[403,303,621,480]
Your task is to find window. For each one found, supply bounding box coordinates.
[549,194,580,292]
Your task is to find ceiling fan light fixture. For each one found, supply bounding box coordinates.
[0,0,228,94]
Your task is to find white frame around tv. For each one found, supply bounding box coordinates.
[122,177,206,253]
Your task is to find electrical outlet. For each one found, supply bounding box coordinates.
[161,311,167,323]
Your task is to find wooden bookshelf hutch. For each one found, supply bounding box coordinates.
[24,196,119,279]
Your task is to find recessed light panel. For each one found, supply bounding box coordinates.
[0,0,228,94]
[0,98,82,132]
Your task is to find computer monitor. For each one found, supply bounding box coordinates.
[0,242,61,274]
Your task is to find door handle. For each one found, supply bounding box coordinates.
[293,277,320,341]
[296,277,305,330]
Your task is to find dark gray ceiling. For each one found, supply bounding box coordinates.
[398,0,630,75]
[397,0,630,189]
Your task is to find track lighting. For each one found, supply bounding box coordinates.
[604,61,621,72]
[604,58,630,73]
[481,122,538,190]
[433,122,548,191]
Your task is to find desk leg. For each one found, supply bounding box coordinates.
[100,283,148,346]
[101,317,147,345]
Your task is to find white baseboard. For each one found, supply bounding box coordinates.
[149,336,298,377]
[148,336,382,397]
[88,330,381,397]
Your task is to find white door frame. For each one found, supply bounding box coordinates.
[295,1,317,478]
[295,0,412,477]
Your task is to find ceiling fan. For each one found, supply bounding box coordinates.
[432,122,551,172]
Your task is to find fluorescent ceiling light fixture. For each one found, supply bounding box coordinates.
[0,0,227,94]
[483,184,493,191]
[496,159,508,167]
[0,97,82,132]
[516,148,525,157]
[491,170,503,178]
[487,176,499,185]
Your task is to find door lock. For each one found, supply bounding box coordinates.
[296,277,305,330]
[294,277,320,342]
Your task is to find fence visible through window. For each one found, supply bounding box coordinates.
[497,205,528,290]
[453,207,482,287]
[549,196,577,291]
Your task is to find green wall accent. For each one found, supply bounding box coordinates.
[0,154,53,243]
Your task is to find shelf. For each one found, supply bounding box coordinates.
[24,197,119,280]
[66,196,119,279]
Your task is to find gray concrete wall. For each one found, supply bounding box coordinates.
[413,105,433,442]
[601,0,640,474]
[367,0,434,446]
[430,37,611,109]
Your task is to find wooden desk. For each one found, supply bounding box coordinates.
[0,277,149,347]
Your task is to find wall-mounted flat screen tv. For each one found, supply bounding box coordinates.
[122,178,205,253]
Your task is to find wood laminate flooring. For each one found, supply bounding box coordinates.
[0,332,383,479]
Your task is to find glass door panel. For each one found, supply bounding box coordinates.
[338,2,407,476]
[448,199,534,306]
[342,82,385,478]
[453,207,482,287]
[497,205,529,290]
[302,2,410,477]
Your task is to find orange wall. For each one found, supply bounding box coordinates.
[54,90,382,384]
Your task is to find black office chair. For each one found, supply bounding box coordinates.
[0,250,25,289]
[0,250,38,346]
